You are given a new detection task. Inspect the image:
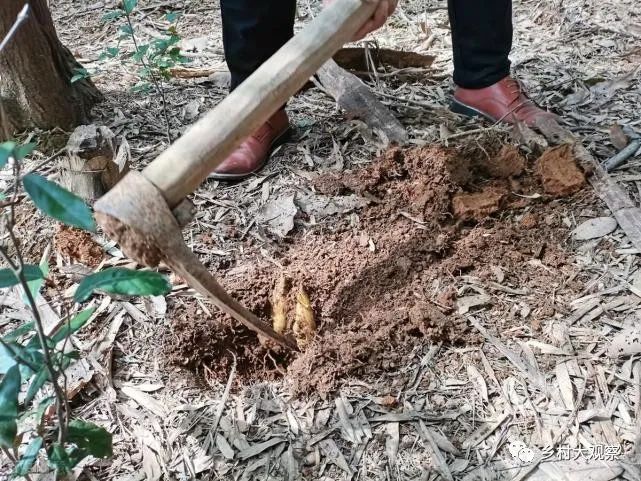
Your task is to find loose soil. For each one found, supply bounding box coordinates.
[167,141,586,393]
[53,225,104,267]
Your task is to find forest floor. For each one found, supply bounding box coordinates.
[2,0,641,480]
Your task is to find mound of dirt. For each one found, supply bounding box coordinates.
[166,143,585,393]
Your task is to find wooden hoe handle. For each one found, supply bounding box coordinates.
[144,0,380,207]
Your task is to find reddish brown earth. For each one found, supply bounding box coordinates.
[537,144,586,196]
[480,145,526,178]
[452,184,509,220]
[54,225,104,267]
[167,142,586,393]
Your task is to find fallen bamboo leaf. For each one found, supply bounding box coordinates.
[608,326,641,357]
[121,386,167,418]
[385,422,399,467]
[572,217,617,240]
[457,294,491,314]
[417,421,454,481]
[461,412,511,449]
[238,438,285,460]
[293,287,316,349]
[555,362,575,410]
[216,434,235,460]
[467,364,489,403]
[256,195,297,238]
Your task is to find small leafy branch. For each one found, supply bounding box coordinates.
[0,150,170,475]
[100,0,191,142]
[0,7,169,478]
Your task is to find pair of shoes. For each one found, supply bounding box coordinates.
[208,108,291,180]
[211,76,554,180]
[451,75,556,127]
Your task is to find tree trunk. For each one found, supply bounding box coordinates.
[0,0,102,139]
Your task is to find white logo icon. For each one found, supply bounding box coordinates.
[508,440,535,464]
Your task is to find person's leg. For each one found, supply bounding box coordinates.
[448,0,512,89]
[448,0,555,126]
[220,0,297,90]
[211,0,296,180]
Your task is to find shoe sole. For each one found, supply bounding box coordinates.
[450,99,499,123]
[208,127,293,181]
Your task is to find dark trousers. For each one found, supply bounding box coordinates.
[220,0,512,90]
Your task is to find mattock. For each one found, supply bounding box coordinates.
[94,0,382,352]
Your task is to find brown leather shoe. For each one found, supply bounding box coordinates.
[209,109,291,180]
[451,76,556,127]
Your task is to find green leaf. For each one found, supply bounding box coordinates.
[18,348,44,379]
[0,343,19,375]
[50,308,95,344]
[12,436,43,477]
[119,24,134,36]
[99,47,120,61]
[165,11,181,23]
[137,65,153,78]
[0,343,40,378]
[47,443,79,474]
[24,367,48,406]
[0,365,21,448]
[2,322,34,343]
[156,58,172,69]
[14,142,36,161]
[68,419,113,458]
[132,43,149,61]
[123,0,138,14]
[0,141,16,168]
[25,257,49,302]
[70,73,87,84]
[0,265,43,289]
[36,396,55,418]
[101,10,123,22]
[18,396,53,426]
[22,174,96,232]
[74,268,170,303]
[131,82,152,93]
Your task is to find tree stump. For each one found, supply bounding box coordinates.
[0,1,102,138]
[59,125,130,202]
